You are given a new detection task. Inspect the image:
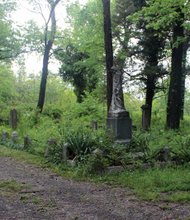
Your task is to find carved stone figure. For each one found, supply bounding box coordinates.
[109,65,126,113]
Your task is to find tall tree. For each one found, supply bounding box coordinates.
[37,0,61,113]
[180,39,189,120]
[102,0,113,112]
[167,9,184,129]
[113,0,166,129]
[55,1,103,102]
[133,0,189,129]
[56,44,98,102]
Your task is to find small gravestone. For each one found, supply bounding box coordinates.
[44,138,57,157]
[156,147,171,162]
[62,143,69,162]
[24,135,31,149]
[11,131,18,143]
[91,121,98,130]
[141,104,151,131]
[10,109,18,130]
[2,131,9,142]
[67,159,76,167]
[107,166,124,174]
[93,148,103,156]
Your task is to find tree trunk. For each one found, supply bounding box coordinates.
[37,41,53,112]
[142,29,161,130]
[144,74,156,129]
[180,41,189,120]
[166,16,184,129]
[37,1,60,113]
[102,0,113,112]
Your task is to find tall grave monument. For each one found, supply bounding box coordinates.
[107,61,132,144]
[102,0,132,143]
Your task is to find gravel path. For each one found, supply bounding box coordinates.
[0,157,190,220]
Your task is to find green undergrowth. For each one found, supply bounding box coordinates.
[0,180,23,194]
[96,166,190,202]
[0,145,86,179]
[0,179,31,197]
[1,146,190,203]
[0,146,47,167]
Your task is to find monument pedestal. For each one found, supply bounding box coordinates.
[107,110,132,144]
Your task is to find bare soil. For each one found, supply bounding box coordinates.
[0,157,190,220]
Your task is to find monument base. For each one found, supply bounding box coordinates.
[107,110,132,144]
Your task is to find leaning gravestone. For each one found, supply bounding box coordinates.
[10,109,18,130]
[107,61,132,144]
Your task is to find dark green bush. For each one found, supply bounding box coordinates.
[65,129,97,162]
[83,154,109,175]
[44,141,64,164]
[172,136,190,164]
[127,131,150,154]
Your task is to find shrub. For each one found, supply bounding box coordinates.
[83,154,109,175]
[127,131,150,154]
[172,135,190,164]
[65,128,97,162]
[44,140,64,164]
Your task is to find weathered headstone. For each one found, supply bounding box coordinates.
[156,147,171,162]
[11,131,18,143]
[141,104,151,131]
[24,135,31,149]
[44,138,57,157]
[91,121,98,130]
[93,148,103,156]
[10,109,18,130]
[62,143,69,162]
[107,62,132,144]
[2,131,9,142]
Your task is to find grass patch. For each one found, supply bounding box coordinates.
[0,180,23,192]
[0,180,24,196]
[31,195,44,205]
[84,166,190,201]
[0,145,47,167]
[21,194,57,210]
[165,192,190,202]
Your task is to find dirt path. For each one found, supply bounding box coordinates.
[0,157,190,220]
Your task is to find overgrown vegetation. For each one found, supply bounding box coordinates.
[1,73,190,202]
[0,0,190,203]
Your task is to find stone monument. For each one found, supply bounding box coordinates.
[141,104,151,131]
[107,62,132,144]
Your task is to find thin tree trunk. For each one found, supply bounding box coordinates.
[102,0,113,112]
[37,1,60,113]
[144,74,156,129]
[167,15,184,129]
[37,41,53,112]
